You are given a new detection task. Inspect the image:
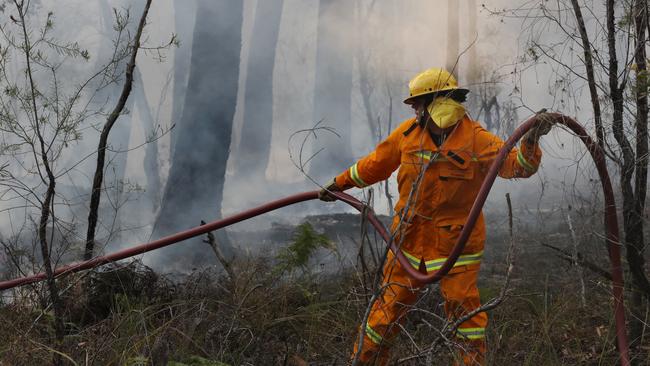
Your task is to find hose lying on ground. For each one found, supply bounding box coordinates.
[0,113,629,365]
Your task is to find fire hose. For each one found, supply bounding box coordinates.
[0,113,630,365]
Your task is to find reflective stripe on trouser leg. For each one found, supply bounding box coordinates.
[352,252,421,364]
[456,327,486,340]
[401,249,483,272]
[440,265,487,365]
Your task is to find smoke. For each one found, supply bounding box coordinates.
[0,0,613,275]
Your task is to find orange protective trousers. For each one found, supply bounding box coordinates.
[352,252,486,365]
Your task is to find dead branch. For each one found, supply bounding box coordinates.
[566,211,587,308]
[541,242,612,281]
[201,220,236,282]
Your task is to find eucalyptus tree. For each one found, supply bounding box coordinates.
[153,0,244,267]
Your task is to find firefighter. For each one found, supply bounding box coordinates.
[319,67,553,365]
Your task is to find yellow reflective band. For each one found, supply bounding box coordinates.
[456,327,486,340]
[413,150,478,162]
[349,163,368,187]
[413,151,441,161]
[365,324,383,344]
[401,249,422,268]
[517,150,536,173]
[402,250,484,272]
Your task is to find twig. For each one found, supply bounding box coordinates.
[541,242,612,281]
[566,210,586,308]
[201,220,236,282]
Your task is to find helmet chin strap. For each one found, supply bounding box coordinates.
[417,108,427,127]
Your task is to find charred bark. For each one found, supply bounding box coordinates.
[170,0,197,157]
[465,0,479,86]
[152,0,243,267]
[628,0,650,346]
[134,67,162,210]
[308,0,354,183]
[445,0,460,77]
[235,0,284,180]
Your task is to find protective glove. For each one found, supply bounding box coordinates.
[523,111,554,144]
[318,178,340,202]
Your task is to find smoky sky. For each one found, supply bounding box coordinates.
[0,0,617,274]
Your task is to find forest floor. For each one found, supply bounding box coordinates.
[0,212,648,365]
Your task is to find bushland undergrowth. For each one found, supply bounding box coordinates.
[0,221,646,365]
[0,265,636,365]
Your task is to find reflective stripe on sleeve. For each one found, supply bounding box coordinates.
[402,249,483,272]
[365,324,383,344]
[456,327,486,340]
[516,150,536,172]
[349,163,368,187]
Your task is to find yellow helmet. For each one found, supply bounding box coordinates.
[403,67,469,104]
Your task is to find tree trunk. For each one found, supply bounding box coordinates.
[569,0,605,150]
[133,67,162,211]
[170,0,197,157]
[357,2,378,141]
[629,0,650,347]
[152,0,243,268]
[445,0,460,77]
[15,2,65,362]
[308,0,354,183]
[84,0,151,260]
[235,0,284,181]
[465,0,479,86]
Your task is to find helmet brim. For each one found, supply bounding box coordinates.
[403,88,470,105]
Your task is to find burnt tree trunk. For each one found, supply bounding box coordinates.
[308,0,354,183]
[357,2,377,141]
[152,0,243,267]
[235,0,284,181]
[170,0,197,157]
[445,0,460,77]
[602,0,650,350]
[628,0,650,347]
[133,68,162,211]
[465,0,479,86]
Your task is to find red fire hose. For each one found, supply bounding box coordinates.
[0,113,629,365]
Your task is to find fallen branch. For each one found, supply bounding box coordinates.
[541,242,612,281]
[566,211,587,308]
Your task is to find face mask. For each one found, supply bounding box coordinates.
[427,97,466,129]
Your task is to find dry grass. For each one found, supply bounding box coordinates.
[0,250,647,365]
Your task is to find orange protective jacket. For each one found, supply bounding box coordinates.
[335,115,541,271]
